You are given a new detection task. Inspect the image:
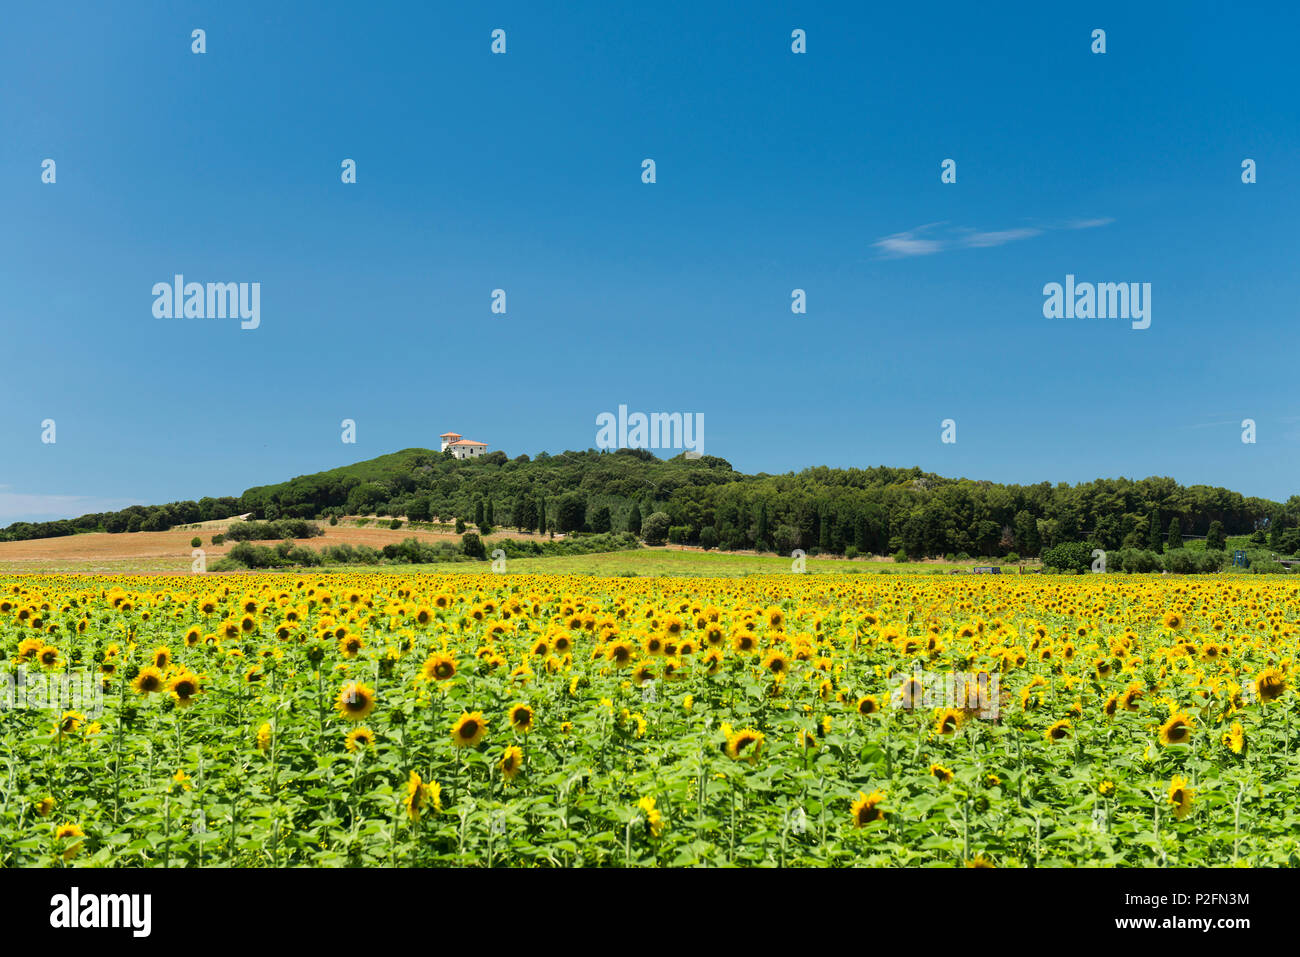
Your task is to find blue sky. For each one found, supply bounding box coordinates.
[2,1,1297,524]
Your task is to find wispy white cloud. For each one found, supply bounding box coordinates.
[872,217,1113,259]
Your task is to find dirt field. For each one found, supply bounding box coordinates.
[0,518,549,575]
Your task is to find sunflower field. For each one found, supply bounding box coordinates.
[1,573,1297,867]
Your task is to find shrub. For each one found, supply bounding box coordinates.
[211,534,225,545]
[667,525,691,545]
[389,519,402,530]
[698,526,719,550]
[1041,541,1097,573]
[190,536,202,548]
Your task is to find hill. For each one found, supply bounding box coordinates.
[3,447,1298,561]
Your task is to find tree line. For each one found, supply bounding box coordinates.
[3,446,1296,560]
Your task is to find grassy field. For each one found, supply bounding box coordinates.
[0,524,1038,577]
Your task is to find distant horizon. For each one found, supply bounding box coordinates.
[2,442,1292,528]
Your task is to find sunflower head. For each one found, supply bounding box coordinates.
[725,728,765,764]
[1256,668,1286,703]
[335,682,376,720]
[1158,713,1194,747]
[851,790,885,826]
[451,711,488,748]
[508,703,534,732]
[1168,775,1194,820]
[499,745,524,781]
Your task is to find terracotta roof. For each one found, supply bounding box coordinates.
[439,432,462,438]
[450,440,487,446]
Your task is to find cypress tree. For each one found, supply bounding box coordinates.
[1147,513,1163,554]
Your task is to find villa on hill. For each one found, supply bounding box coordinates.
[439,431,488,459]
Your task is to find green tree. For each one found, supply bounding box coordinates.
[625,503,642,536]
[590,505,612,533]
[1147,513,1164,554]
[1167,517,1183,549]
[641,511,671,545]
[460,531,486,560]
[556,492,587,533]
[1205,520,1226,551]
[474,499,485,528]
[1013,510,1041,556]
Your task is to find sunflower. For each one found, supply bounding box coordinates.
[37,645,61,669]
[850,790,885,826]
[404,770,429,821]
[1120,684,1144,712]
[152,646,172,669]
[451,711,488,748]
[256,722,272,752]
[930,763,954,783]
[732,631,758,654]
[132,665,165,695]
[606,640,635,667]
[856,695,880,716]
[638,795,664,837]
[1162,611,1184,630]
[413,606,434,626]
[422,652,457,681]
[168,670,201,707]
[762,649,791,676]
[1222,721,1247,756]
[338,634,363,658]
[335,682,376,720]
[53,822,85,859]
[508,703,534,733]
[34,796,56,817]
[499,745,524,781]
[725,728,764,764]
[345,727,375,752]
[932,708,963,736]
[1256,667,1286,703]
[1045,718,1072,742]
[1168,775,1194,820]
[1158,713,1194,746]
[56,711,83,735]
